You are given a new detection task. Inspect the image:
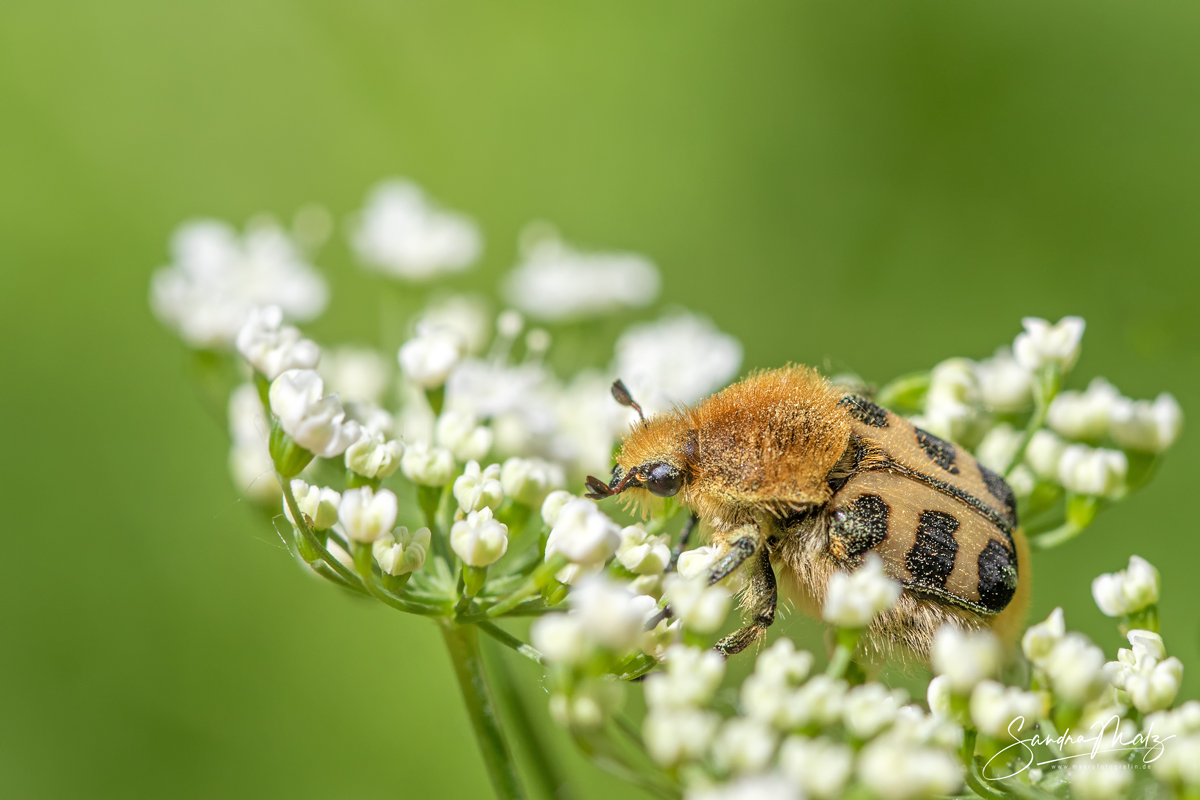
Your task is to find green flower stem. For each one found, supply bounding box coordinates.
[311,561,370,595]
[418,483,452,564]
[570,730,678,800]
[440,621,526,800]
[457,600,551,625]
[1005,364,1061,479]
[960,727,978,767]
[281,476,361,587]
[1029,519,1084,550]
[1125,605,1160,634]
[477,621,544,665]
[351,541,447,616]
[825,627,863,678]
[967,760,1017,800]
[485,643,572,800]
[486,556,570,618]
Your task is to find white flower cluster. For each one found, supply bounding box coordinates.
[648,638,964,800]
[913,316,1181,509]
[503,231,661,322]
[151,219,327,349]
[351,179,482,281]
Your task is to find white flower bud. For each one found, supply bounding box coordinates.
[616,525,671,575]
[569,576,647,652]
[236,305,320,380]
[453,461,504,513]
[645,645,726,710]
[1047,377,1121,441]
[663,574,732,634]
[780,675,848,729]
[531,613,590,665]
[676,547,716,580]
[1050,384,1116,445]
[1012,316,1085,373]
[1021,607,1065,665]
[927,675,959,722]
[449,507,508,566]
[644,708,720,768]
[822,554,902,628]
[500,456,565,506]
[398,322,463,388]
[1007,464,1036,500]
[890,705,963,750]
[1092,555,1159,617]
[931,627,1001,695]
[969,681,1046,740]
[975,424,1024,473]
[1111,393,1183,453]
[545,498,621,566]
[269,369,362,458]
[540,490,575,528]
[1058,444,1127,497]
[754,639,813,686]
[1025,429,1066,480]
[283,479,341,530]
[1043,633,1108,705]
[1151,732,1200,788]
[844,683,908,739]
[351,179,481,281]
[435,409,493,462]
[338,486,399,544]
[344,430,405,478]
[1144,700,1200,740]
[372,526,430,575]
[712,718,778,775]
[779,736,854,800]
[400,441,455,486]
[1070,759,1133,800]
[975,347,1033,413]
[858,738,962,800]
[1126,657,1183,714]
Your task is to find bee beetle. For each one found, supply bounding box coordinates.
[585,366,1031,661]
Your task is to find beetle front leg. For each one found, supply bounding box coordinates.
[715,546,777,656]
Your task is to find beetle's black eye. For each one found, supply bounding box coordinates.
[642,462,683,498]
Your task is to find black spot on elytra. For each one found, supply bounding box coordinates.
[830,493,890,556]
[838,395,889,428]
[978,464,1018,527]
[977,539,1018,612]
[915,428,960,474]
[906,510,960,589]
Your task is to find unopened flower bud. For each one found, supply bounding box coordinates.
[338,486,399,543]
[531,613,589,665]
[435,409,493,462]
[372,526,430,575]
[931,627,1001,695]
[236,305,320,380]
[1111,393,1184,453]
[1012,316,1085,373]
[344,430,405,478]
[283,479,341,530]
[822,554,902,629]
[398,322,463,388]
[540,490,575,527]
[450,507,508,566]
[1092,555,1159,617]
[269,369,362,462]
[616,524,671,575]
[1022,607,1066,665]
[453,460,503,513]
[663,574,731,634]
[969,681,1047,740]
[501,456,565,506]
[1058,444,1127,498]
[400,441,455,486]
[545,498,621,566]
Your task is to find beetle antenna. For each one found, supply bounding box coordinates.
[611,378,646,427]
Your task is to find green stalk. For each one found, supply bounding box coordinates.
[485,556,569,618]
[440,621,526,800]
[477,621,545,665]
[825,628,862,678]
[1004,364,1060,479]
[485,642,572,800]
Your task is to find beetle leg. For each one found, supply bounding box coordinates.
[665,513,699,573]
[706,534,757,584]
[715,546,777,657]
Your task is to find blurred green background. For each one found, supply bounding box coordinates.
[2,1,1199,797]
